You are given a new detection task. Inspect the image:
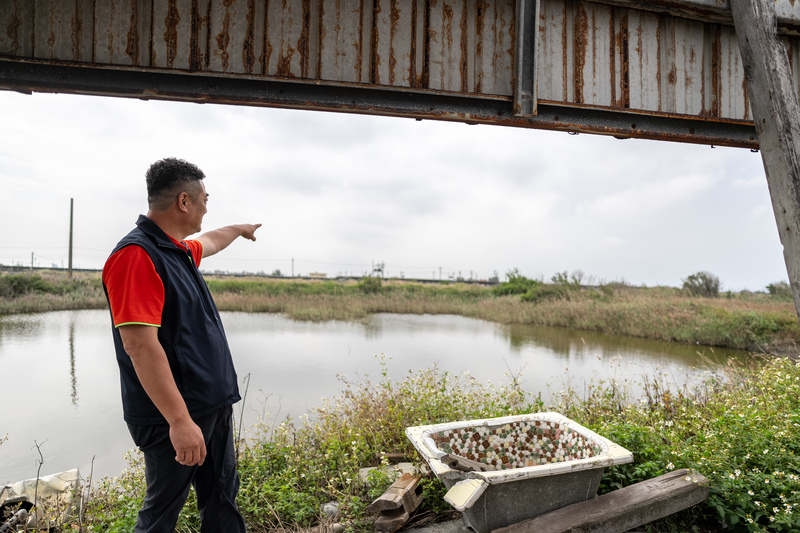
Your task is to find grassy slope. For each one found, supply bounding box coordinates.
[1,270,798,351]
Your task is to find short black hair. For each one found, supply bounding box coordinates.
[146,158,206,210]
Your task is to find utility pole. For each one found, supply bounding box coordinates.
[68,198,74,279]
[291,257,294,278]
[30,252,33,270]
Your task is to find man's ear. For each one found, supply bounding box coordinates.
[177,192,190,212]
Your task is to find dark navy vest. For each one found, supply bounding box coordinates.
[104,215,240,425]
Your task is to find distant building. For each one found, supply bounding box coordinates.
[308,272,327,279]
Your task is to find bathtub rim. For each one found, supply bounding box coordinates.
[405,411,634,485]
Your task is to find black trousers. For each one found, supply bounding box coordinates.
[127,405,247,533]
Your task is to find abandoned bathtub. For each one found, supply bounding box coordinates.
[405,412,633,533]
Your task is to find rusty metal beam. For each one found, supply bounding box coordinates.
[0,58,757,148]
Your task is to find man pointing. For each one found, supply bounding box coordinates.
[103,157,259,532]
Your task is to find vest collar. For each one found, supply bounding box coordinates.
[135,214,183,250]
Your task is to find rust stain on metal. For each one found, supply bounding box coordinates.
[635,17,643,107]
[126,0,140,65]
[496,0,508,92]
[408,0,430,88]
[421,0,432,88]
[371,0,381,84]
[215,0,233,72]
[443,0,455,86]
[264,1,277,76]
[574,3,588,104]
[108,0,117,62]
[242,0,257,74]
[618,12,630,108]
[609,7,616,106]
[685,42,695,96]
[474,0,486,94]
[710,25,721,117]
[47,2,56,57]
[591,7,599,97]
[189,0,201,70]
[561,1,568,100]
[300,0,310,78]
[655,15,661,110]
[460,0,469,92]
[71,0,84,61]
[274,0,296,78]
[205,1,213,69]
[276,44,294,76]
[354,0,368,81]
[165,0,180,69]
[315,1,325,80]
[5,6,21,56]
[409,0,418,87]
[389,0,400,85]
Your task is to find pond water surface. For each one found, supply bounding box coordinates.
[0,310,746,484]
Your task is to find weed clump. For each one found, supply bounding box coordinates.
[79,355,800,533]
[493,269,540,296]
[550,356,800,532]
[357,276,383,294]
[683,271,721,298]
[0,273,60,297]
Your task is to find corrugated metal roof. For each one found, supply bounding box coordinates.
[3,0,796,145]
[0,0,516,95]
[536,0,790,121]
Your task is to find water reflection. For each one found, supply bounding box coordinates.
[69,319,78,407]
[0,310,749,485]
[506,323,743,367]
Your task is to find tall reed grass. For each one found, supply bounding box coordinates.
[2,271,798,351]
[208,277,798,351]
[0,271,106,314]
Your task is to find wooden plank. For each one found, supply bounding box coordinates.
[368,473,422,513]
[368,473,423,532]
[730,0,800,323]
[492,469,709,533]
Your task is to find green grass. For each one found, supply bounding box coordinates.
[550,356,800,532]
[209,278,800,351]
[72,354,800,533]
[2,271,799,350]
[0,271,106,314]
[2,270,799,350]
[5,271,800,530]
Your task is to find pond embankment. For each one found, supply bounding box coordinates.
[2,269,798,353]
[4,269,800,532]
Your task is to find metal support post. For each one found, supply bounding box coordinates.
[514,0,539,117]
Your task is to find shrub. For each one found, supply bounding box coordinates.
[683,271,721,298]
[550,270,584,288]
[493,268,541,296]
[0,273,59,297]
[520,283,572,303]
[357,276,383,293]
[767,281,793,300]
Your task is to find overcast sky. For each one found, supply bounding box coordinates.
[0,89,788,291]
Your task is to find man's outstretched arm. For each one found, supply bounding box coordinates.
[197,223,262,258]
